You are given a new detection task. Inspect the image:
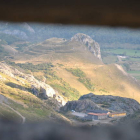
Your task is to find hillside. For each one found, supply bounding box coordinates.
[0,29,140,124]
[2,33,138,103]
[0,62,71,124]
[13,36,102,65]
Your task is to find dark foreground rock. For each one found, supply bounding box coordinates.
[0,118,140,140]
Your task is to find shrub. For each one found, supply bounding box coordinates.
[66,68,94,91]
[66,68,86,78]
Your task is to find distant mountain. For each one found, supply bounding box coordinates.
[0,22,35,40]
[14,34,102,65]
[0,22,140,47]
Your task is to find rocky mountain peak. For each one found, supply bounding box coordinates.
[71,33,102,60]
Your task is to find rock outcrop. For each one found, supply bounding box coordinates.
[79,93,140,114]
[61,99,102,112]
[61,93,140,114]
[71,33,102,60]
[0,62,66,105]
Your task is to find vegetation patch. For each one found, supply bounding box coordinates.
[7,62,80,101]
[51,81,80,101]
[7,61,54,73]
[78,78,94,91]
[66,68,94,91]
[99,89,109,93]
[66,68,86,77]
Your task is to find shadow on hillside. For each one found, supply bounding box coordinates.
[5,82,31,92]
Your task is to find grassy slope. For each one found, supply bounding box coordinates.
[14,40,102,65]
[0,72,70,123]
[32,61,140,103]
[56,63,140,102]
[9,39,140,103]
[55,67,90,94]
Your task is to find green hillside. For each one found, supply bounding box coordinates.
[0,23,140,125]
[0,71,70,123]
[3,37,138,103]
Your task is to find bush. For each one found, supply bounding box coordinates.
[66,68,86,78]
[7,62,54,72]
[66,68,94,91]
[78,78,94,91]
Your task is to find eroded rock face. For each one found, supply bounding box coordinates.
[0,62,66,105]
[71,33,102,60]
[61,99,102,112]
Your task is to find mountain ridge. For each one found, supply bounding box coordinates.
[2,33,140,103]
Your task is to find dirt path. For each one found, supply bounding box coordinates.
[1,103,26,124]
[0,94,26,124]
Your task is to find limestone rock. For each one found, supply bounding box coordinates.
[71,33,102,60]
[0,62,66,105]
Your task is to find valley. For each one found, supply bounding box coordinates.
[101,48,140,81]
[0,23,140,125]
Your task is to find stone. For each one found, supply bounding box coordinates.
[0,62,66,106]
[71,33,102,60]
